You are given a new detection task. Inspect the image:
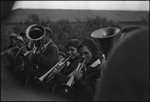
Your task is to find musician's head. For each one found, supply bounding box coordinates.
[35,27,53,47]
[20,33,31,44]
[45,27,53,39]
[16,36,25,47]
[33,35,52,48]
[66,39,81,59]
[59,52,66,61]
[9,33,18,44]
[78,38,100,64]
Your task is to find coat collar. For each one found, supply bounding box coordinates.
[90,59,101,67]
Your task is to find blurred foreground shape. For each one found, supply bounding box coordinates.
[95,27,149,101]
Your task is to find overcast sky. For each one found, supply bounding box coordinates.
[12,1,149,11]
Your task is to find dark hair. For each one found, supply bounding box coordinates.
[78,38,102,59]
[45,27,53,38]
[9,33,18,39]
[66,39,81,50]
[59,52,66,58]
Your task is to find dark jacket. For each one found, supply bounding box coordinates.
[32,41,59,77]
[6,43,23,66]
[54,56,81,84]
[73,59,101,101]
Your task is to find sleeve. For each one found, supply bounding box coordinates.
[62,60,80,76]
[54,73,69,84]
[36,44,59,69]
[73,66,101,100]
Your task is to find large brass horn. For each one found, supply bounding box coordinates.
[25,24,46,41]
[91,27,120,58]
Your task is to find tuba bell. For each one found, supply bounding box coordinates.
[25,24,46,41]
[91,27,120,58]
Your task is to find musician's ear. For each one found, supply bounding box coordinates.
[94,51,102,58]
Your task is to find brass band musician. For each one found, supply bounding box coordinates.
[43,39,81,94]
[5,33,25,69]
[24,24,59,89]
[54,38,102,101]
[72,38,102,101]
[52,39,81,83]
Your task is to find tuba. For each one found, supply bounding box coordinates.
[26,24,46,41]
[24,24,46,56]
[91,27,120,58]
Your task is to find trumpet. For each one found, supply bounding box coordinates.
[1,46,19,56]
[35,54,72,83]
[23,44,37,57]
[15,45,27,58]
[59,59,86,94]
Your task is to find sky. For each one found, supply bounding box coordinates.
[12,1,149,11]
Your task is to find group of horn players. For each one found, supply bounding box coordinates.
[1,24,123,101]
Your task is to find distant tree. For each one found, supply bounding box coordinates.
[3,14,121,52]
[11,14,41,35]
[140,16,149,25]
[25,14,41,24]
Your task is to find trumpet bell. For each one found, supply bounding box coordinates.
[91,27,120,58]
[31,77,44,88]
[26,24,46,41]
[54,84,74,99]
[59,84,73,94]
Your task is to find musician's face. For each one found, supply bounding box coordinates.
[68,46,79,59]
[59,55,65,61]
[10,38,16,44]
[79,45,93,64]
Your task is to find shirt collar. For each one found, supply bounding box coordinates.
[90,59,101,67]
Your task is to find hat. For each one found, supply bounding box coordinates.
[78,38,100,58]
[9,33,18,39]
[45,27,53,38]
[66,39,81,50]
[59,52,66,58]
[16,36,24,43]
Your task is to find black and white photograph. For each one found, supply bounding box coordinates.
[1,0,149,101]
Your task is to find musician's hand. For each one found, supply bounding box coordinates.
[52,68,61,74]
[35,51,40,55]
[8,51,13,56]
[58,62,65,69]
[66,61,70,66]
[74,70,83,80]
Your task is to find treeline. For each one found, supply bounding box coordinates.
[1,14,121,52]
